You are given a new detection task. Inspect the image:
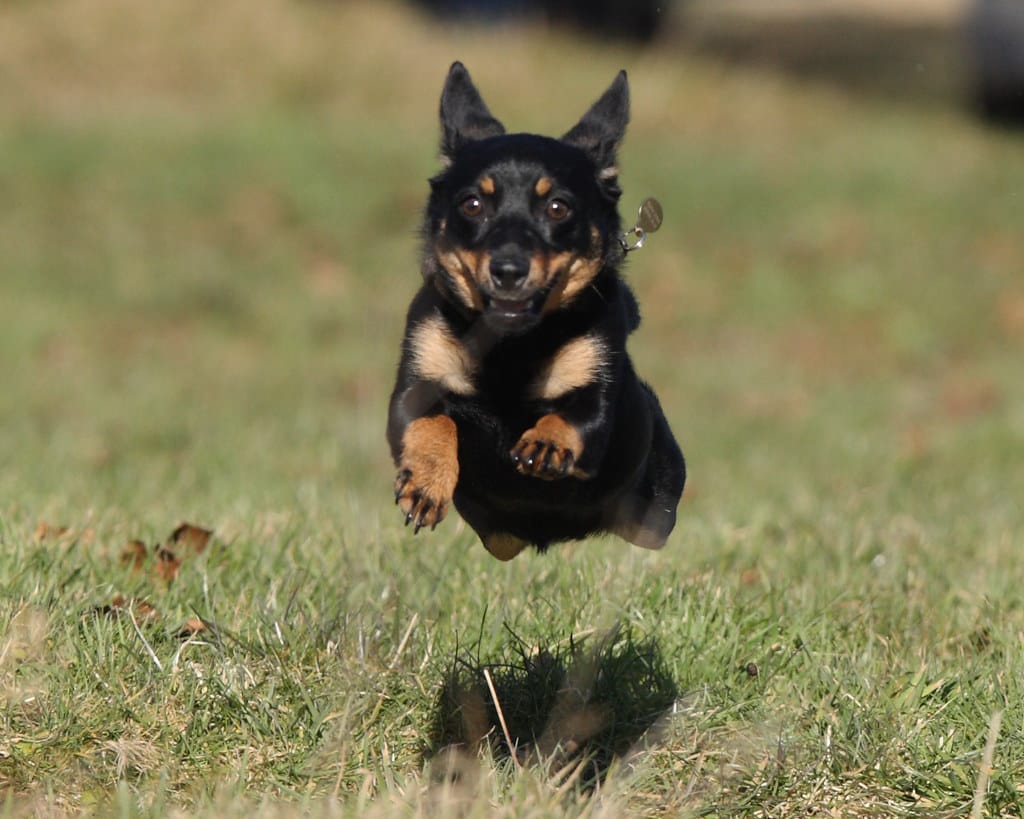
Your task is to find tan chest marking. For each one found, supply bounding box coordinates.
[410,316,477,396]
[528,334,609,401]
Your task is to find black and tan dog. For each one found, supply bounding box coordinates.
[387,62,685,560]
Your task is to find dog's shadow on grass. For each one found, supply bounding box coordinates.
[426,625,678,792]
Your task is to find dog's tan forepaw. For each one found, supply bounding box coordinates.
[395,416,459,533]
[510,414,586,480]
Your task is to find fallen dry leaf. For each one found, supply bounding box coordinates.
[167,523,213,555]
[97,596,159,622]
[153,548,181,583]
[177,616,208,639]
[33,522,69,543]
[120,539,149,571]
[740,568,762,587]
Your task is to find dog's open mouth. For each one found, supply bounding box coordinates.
[489,296,534,316]
[481,289,549,332]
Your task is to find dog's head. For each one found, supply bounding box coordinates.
[422,62,629,334]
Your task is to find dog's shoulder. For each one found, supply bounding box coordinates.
[397,284,479,397]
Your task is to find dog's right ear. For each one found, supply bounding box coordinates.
[439,62,506,165]
[562,70,629,190]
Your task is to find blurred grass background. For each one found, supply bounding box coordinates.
[1,0,1023,815]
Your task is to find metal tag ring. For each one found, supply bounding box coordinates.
[620,227,646,253]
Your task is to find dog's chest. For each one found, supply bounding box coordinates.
[409,316,607,405]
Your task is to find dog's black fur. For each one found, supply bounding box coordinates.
[387,62,685,560]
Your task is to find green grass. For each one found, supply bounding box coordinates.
[2,0,1024,815]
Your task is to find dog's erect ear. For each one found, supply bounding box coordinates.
[562,70,630,181]
[439,62,506,164]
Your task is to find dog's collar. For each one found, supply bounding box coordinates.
[619,197,663,253]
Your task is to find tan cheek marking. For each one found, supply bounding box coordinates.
[479,175,495,195]
[534,176,552,197]
[528,334,608,401]
[544,226,604,309]
[559,256,602,303]
[540,251,597,313]
[525,255,544,290]
[409,316,477,396]
[521,249,572,295]
[435,245,487,311]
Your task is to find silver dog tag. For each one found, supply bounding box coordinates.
[620,197,664,252]
[637,197,663,234]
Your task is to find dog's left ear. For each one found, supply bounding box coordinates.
[562,70,630,184]
[439,62,506,164]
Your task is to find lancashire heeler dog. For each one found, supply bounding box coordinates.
[387,62,685,561]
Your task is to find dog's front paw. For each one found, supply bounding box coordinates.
[510,414,586,480]
[394,416,459,533]
[394,466,454,532]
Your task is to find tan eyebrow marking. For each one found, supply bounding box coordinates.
[479,175,496,195]
[534,176,552,197]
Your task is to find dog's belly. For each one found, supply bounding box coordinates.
[448,413,629,547]
[452,479,608,547]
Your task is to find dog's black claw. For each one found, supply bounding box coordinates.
[561,452,574,474]
[394,469,412,501]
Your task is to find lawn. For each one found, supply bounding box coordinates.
[2,0,1024,816]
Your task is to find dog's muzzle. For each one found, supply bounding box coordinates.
[489,251,530,292]
[480,249,545,332]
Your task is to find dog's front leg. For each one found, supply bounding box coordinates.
[394,414,459,532]
[510,413,588,480]
[388,380,459,533]
[511,381,615,481]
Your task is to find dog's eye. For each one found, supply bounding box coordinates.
[545,199,571,222]
[460,196,484,218]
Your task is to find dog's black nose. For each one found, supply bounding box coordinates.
[489,252,530,291]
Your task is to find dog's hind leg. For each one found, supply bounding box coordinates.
[608,387,685,549]
[609,496,676,549]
